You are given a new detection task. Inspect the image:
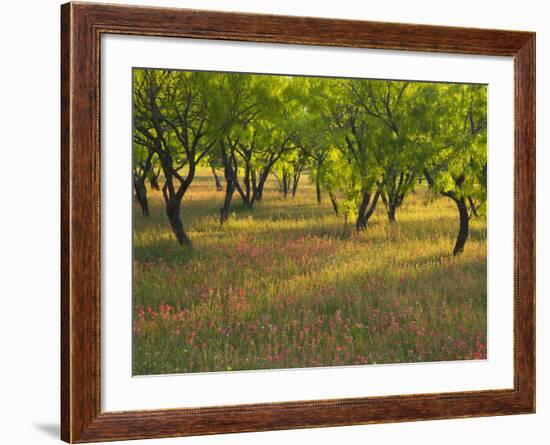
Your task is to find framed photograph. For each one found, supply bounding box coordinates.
[61,2,535,442]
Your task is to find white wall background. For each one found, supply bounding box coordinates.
[0,1,546,444]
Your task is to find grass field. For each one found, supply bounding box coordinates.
[132,170,487,375]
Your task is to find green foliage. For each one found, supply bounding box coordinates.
[424,83,487,215]
[133,68,487,246]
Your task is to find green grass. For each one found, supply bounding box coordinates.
[133,170,487,375]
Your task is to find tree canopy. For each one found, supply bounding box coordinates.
[133,68,487,255]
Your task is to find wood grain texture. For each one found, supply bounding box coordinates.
[60,2,536,442]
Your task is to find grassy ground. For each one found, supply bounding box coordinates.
[133,170,487,375]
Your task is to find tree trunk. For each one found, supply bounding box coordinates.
[220,142,237,223]
[166,198,191,247]
[315,176,322,204]
[291,169,302,198]
[356,190,380,231]
[453,197,469,256]
[211,165,223,191]
[273,172,283,192]
[356,192,371,231]
[365,191,381,222]
[220,161,236,225]
[328,192,339,216]
[468,196,478,217]
[387,204,397,224]
[282,171,289,198]
[133,174,149,216]
[251,172,260,202]
[381,191,398,224]
[149,169,160,191]
[220,183,235,225]
[254,170,270,203]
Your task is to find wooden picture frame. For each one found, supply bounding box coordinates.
[61,2,535,442]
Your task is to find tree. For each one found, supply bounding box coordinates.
[214,73,268,223]
[272,147,307,198]
[292,78,335,204]
[217,74,298,222]
[327,79,384,231]
[424,84,487,256]
[132,69,487,253]
[147,164,161,191]
[206,154,224,191]
[133,143,154,216]
[348,80,432,224]
[133,69,218,246]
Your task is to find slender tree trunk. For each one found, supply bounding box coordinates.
[273,172,283,192]
[453,197,469,256]
[365,191,381,222]
[149,168,160,191]
[315,176,322,204]
[133,174,149,216]
[220,142,237,224]
[291,172,300,197]
[356,192,371,231]
[251,172,258,201]
[424,169,470,256]
[468,196,478,217]
[255,170,270,202]
[211,165,223,191]
[291,182,297,198]
[220,157,236,225]
[220,182,235,224]
[387,204,397,224]
[356,190,380,231]
[165,197,191,247]
[381,191,398,224]
[328,191,339,216]
[242,164,253,208]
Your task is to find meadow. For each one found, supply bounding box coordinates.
[133,170,487,375]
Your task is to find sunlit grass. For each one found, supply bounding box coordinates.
[133,170,486,375]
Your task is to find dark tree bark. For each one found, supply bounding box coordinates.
[165,196,191,247]
[381,172,414,224]
[236,157,255,208]
[453,197,469,256]
[220,142,237,224]
[424,170,471,256]
[328,191,339,216]
[273,172,284,193]
[254,166,274,202]
[220,181,235,224]
[133,173,149,216]
[315,176,322,204]
[301,147,329,205]
[290,157,305,198]
[133,70,215,247]
[133,150,155,217]
[238,135,294,206]
[157,154,197,247]
[210,165,223,191]
[387,203,397,224]
[355,190,381,231]
[468,196,479,218]
[291,170,301,198]
[282,170,290,198]
[251,172,259,201]
[148,167,161,190]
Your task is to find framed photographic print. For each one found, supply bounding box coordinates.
[61,2,535,442]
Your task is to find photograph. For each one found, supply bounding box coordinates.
[51,1,537,442]
[132,68,488,375]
